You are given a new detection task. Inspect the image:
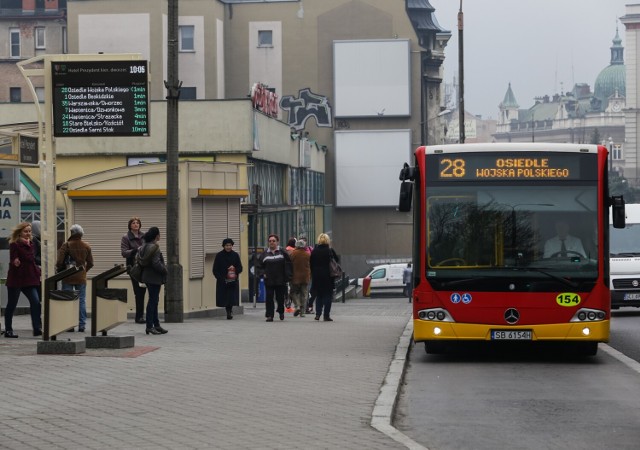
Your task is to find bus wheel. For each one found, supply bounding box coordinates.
[425,341,446,354]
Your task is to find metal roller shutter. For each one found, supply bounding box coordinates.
[72,199,167,277]
[204,199,241,257]
[190,199,204,278]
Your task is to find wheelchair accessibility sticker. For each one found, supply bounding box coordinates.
[451,293,472,304]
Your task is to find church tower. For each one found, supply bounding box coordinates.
[498,83,519,125]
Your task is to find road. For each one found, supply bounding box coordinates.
[394,308,640,450]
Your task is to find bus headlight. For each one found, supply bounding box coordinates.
[417,308,454,322]
[570,308,606,323]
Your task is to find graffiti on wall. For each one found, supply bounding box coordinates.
[280,88,332,131]
[251,83,279,118]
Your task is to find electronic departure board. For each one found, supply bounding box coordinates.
[428,152,592,181]
[52,60,149,137]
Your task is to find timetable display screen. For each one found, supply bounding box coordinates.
[52,60,149,137]
[427,152,596,182]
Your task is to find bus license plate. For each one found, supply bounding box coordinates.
[491,330,532,340]
[623,293,640,300]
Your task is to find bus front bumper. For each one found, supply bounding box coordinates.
[413,319,610,342]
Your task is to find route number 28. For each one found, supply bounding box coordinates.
[440,158,466,178]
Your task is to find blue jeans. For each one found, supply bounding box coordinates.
[5,286,41,332]
[62,283,87,328]
[146,283,161,328]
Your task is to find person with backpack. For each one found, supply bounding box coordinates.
[56,224,94,333]
[121,217,146,324]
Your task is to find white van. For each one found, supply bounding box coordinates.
[360,263,408,296]
[610,203,640,308]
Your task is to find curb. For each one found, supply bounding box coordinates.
[371,317,429,450]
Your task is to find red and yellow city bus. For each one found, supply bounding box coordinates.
[398,143,625,355]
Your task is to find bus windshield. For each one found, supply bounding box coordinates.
[426,184,598,287]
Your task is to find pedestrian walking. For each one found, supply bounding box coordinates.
[121,216,147,324]
[310,233,339,322]
[403,263,413,302]
[290,239,311,317]
[56,224,94,333]
[2,222,42,338]
[256,234,292,322]
[213,238,243,320]
[285,237,297,254]
[138,227,168,335]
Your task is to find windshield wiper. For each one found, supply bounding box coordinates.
[610,252,640,257]
[438,276,496,288]
[513,267,579,289]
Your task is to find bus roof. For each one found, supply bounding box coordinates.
[422,143,600,155]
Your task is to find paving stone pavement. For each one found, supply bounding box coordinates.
[0,296,412,450]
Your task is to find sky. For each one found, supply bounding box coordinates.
[430,0,629,120]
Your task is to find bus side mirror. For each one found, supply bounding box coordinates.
[611,195,625,229]
[398,181,412,212]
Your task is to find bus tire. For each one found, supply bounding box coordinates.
[425,341,446,354]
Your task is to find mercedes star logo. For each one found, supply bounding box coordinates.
[633,280,639,288]
[504,308,520,324]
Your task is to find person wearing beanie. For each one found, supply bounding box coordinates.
[139,226,168,335]
[56,224,94,332]
[121,216,146,324]
[289,239,311,317]
[213,238,243,319]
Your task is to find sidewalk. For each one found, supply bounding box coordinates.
[0,297,412,450]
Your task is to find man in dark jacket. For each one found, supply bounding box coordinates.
[256,234,292,322]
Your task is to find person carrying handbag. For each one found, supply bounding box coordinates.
[310,233,339,322]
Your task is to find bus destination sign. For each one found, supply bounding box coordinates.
[433,152,586,181]
[52,60,149,137]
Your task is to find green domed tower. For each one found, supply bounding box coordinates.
[594,26,625,109]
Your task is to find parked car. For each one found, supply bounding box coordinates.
[358,263,407,296]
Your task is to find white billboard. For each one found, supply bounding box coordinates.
[333,40,410,118]
[335,130,412,207]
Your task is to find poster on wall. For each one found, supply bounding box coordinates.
[0,192,20,284]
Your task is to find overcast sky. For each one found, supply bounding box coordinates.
[431,0,629,119]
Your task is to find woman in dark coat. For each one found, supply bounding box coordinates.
[310,233,339,322]
[213,238,243,319]
[3,222,42,338]
[139,227,168,335]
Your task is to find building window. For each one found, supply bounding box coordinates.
[10,28,20,58]
[180,87,197,100]
[613,144,623,161]
[179,26,194,51]
[35,87,45,103]
[35,27,45,49]
[258,30,273,47]
[10,87,21,103]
